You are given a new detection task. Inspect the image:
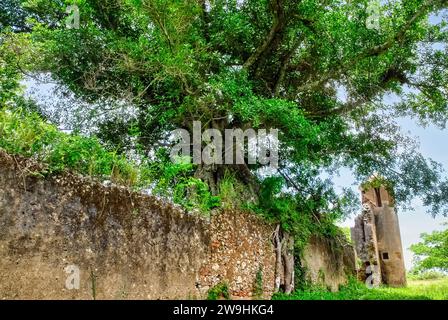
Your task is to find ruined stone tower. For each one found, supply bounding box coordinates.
[351,180,407,287]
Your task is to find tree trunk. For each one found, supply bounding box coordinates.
[282,235,295,294]
[273,224,283,293]
[273,224,295,294]
[193,116,260,196]
[194,163,259,198]
[194,164,219,195]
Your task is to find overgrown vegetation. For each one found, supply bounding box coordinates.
[1,0,448,299]
[144,149,221,212]
[0,107,222,213]
[248,175,354,254]
[0,108,140,185]
[252,267,264,299]
[339,227,353,244]
[408,270,447,281]
[2,0,448,216]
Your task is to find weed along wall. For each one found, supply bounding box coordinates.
[0,150,354,299]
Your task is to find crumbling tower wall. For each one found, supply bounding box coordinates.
[351,204,382,287]
[351,182,407,287]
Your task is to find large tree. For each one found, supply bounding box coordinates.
[2,0,448,293]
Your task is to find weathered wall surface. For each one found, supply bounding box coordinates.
[372,205,407,287]
[302,236,356,292]
[200,210,276,298]
[0,151,275,299]
[0,150,356,299]
[351,204,382,286]
[352,184,407,287]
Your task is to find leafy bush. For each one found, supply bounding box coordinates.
[0,108,139,185]
[339,227,352,244]
[217,170,252,209]
[207,282,230,300]
[249,176,350,254]
[408,270,447,281]
[143,149,220,213]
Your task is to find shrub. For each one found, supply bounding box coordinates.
[252,267,264,299]
[207,282,230,300]
[0,108,139,185]
[408,270,447,281]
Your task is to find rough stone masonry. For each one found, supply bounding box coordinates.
[0,150,354,299]
[351,183,407,287]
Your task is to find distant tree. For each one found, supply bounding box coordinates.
[410,223,448,273]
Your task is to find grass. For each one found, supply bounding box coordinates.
[397,278,448,300]
[273,277,448,300]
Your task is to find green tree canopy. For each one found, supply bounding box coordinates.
[1,0,448,216]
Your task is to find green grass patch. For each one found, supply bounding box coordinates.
[272,277,448,300]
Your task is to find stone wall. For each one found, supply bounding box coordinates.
[351,204,382,286]
[200,210,276,298]
[0,150,355,299]
[372,204,407,287]
[0,150,275,299]
[302,236,356,292]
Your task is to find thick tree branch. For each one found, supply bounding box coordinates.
[243,0,286,70]
[273,41,300,97]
